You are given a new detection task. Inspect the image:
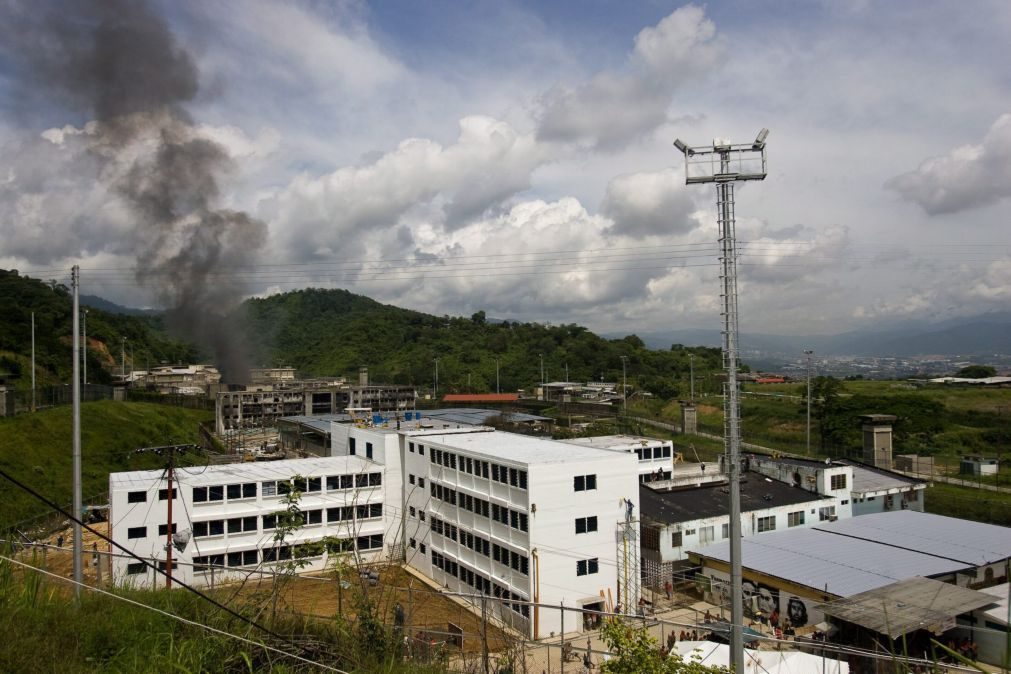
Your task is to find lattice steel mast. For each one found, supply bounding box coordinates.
[674,130,768,674]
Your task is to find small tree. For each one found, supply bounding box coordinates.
[599,619,730,674]
[956,365,996,379]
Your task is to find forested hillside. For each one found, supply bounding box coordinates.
[239,288,721,395]
[0,270,199,388]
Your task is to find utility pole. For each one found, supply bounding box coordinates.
[135,444,193,588]
[565,362,569,382]
[82,308,88,388]
[805,350,814,456]
[675,129,768,674]
[31,311,36,412]
[121,337,127,379]
[71,265,83,597]
[433,358,439,400]
[481,593,490,674]
[539,353,544,388]
[495,357,500,394]
[620,356,628,413]
[689,353,695,401]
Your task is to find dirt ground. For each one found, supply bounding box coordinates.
[233,565,514,655]
[21,520,113,585]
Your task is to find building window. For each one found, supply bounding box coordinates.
[757,516,776,533]
[157,523,178,536]
[576,558,599,576]
[409,442,415,453]
[419,511,426,522]
[841,499,850,505]
[575,516,598,534]
[906,490,918,502]
[409,474,416,485]
[418,445,425,456]
[788,511,805,527]
[127,491,147,504]
[262,481,277,497]
[420,543,427,554]
[306,477,322,492]
[158,488,177,501]
[830,474,847,490]
[418,477,425,488]
[698,526,715,544]
[409,506,416,517]
[127,526,146,539]
[409,538,416,548]
[721,523,730,539]
[126,562,146,575]
[366,442,374,460]
[819,506,836,521]
[574,474,597,492]
[672,531,683,548]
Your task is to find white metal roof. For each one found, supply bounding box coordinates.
[814,511,1011,567]
[419,430,628,465]
[697,528,969,597]
[110,455,378,489]
[979,583,1009,626]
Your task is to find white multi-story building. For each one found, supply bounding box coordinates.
[109,456,393,588]
[561,434,675,482]
[399,429,639,639]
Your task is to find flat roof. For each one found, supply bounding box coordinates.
[110,455,378,489]
[814,510,1011,567]
[694,511,1011,597]
[765,456,924,494]
[563,434,670,450]
[817,577,996,639]
[442,393,520,403]
[640,472,829,524]
[417,430,627,465]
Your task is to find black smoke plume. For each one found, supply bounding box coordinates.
[4,0,265,382]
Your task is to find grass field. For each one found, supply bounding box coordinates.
[0,401,213,529]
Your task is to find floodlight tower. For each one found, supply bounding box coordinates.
[674,130,768,674]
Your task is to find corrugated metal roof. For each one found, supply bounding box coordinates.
[441,394,520,403]
[814,511,1011,566]
[696,528,969,597]
[817,577,996,638]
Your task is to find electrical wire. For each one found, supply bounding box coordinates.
[0,554,350,674]
[0,466,341,664]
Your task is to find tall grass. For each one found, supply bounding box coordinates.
[0,549,447,673]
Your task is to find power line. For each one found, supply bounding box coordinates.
[0,465,337,663]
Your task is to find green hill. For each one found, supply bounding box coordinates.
[0,400,212,528]
[0,269,200,389]
[239,287,723,394]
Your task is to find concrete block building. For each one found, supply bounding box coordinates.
[109,456,393,588]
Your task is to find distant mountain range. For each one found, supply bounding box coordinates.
[628,311,1011,358]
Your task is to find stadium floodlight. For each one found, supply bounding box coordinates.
[675,129,768,674]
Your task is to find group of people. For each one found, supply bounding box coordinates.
[944,637,979,662]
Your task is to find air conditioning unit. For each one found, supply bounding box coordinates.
[828,515,838,522]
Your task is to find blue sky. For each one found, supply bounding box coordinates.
[1,0,1010,337]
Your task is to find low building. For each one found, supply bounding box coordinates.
[249,367,297,385]
[690,511,1011,630]
[441,393,520,404]
[215,383,417,434]
[748,455,925,517]
[131,364,221,395]
[109,456,392,588]
[639,468,844,587]
[960,455,999,477]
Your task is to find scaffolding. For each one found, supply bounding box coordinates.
[616,499,640,613]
